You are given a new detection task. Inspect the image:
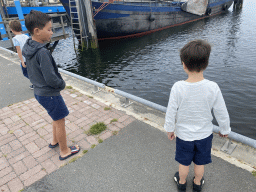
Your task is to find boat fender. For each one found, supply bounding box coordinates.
[149,14,155,22]
[222,4,228,11]
[205,8,212,15]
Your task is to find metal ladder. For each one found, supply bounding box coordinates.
[69,0,87,52]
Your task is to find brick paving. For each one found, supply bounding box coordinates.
[0,88,135,192]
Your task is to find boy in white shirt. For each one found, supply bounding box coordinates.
[164,40,231,192]
[9,20,33,89]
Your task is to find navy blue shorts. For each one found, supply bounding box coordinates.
[35,94,69,121]
[175,134,213,166]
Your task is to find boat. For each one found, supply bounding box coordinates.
[59,0,236,40]
[2,0,65,15]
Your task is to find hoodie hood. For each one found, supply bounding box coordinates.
[22,38,45,60]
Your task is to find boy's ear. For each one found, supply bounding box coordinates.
[33,28,40,35]
[182,62,186,69]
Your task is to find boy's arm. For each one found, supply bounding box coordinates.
[38,50,65,89]
[16,46,26,68]
[213,86,231,135]
[164,84,178,134]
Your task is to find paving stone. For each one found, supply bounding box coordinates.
[25,142,39,154]
[10,115,21,122]
[2,118,13,125]
[0,184,10,192]
[21,126,33,134]
[36,128,48,136]
[34,138,48,149]
[1,144,12,154]
[19,165,42,181]
[21,134,40,146]
[23,170,47,187]
[0,166,12,178]
[0,172,16,186]
[32,146,51,159]
[8,151,30,165]
[8,140,22,151]
[8,177,24,192]
[108,124,120,132]
[0,126,9,136]
[66,123,79,131]
[86,136,98,145]
[0,157,9,171]
[6,147,26,160]
[51,154,67,168]
[77,139,91,149]
[18,132,36,142]
[12,161,27,175]
[23,156,38,169]
[13,129,25,138]
[36,150,57,163]
[100,131,112,141]
[41,159,57,174]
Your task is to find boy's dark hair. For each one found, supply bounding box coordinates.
[25,10,51,35]
[180,40,211,72]
[9,20,22,32]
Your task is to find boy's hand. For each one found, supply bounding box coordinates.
[219,132,228,138]
[21,62,26,68]
[167,132,175,141]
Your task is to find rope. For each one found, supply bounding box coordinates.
[93,0,113,18]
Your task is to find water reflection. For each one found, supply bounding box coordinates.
[53,1,256,139]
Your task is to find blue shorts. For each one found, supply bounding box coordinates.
[175,134,213,166]
[35,95,69,121]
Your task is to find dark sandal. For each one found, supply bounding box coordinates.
[174,172,187,192]
[193,176,205,192]
[59,146,80,161]
[49,143,59,148]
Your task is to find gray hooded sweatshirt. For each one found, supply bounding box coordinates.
[22,38,65,96]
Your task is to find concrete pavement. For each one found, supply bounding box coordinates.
[0,48,255,192]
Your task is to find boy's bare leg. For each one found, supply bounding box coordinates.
[51,122,58,145]
[179,164,189,184]
[53,118,79,157]
[194,164,204,185]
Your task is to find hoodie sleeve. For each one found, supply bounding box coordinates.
[37,49,65,89]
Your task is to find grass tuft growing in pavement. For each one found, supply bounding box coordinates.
[104,107,111,111]
[252,170,256,178]
[110,118,118,123]
[8,130,14,134]
[69,156,80,163]
[83,150,88,154]
[91,144,96,149]
[18,189,24,192]
[89,122,107,135]
[98,138,103,143]
[112,131,118,135]
[66,86,73,89]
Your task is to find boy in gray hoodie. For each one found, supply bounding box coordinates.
[23,10,80,160]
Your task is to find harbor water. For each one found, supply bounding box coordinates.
[53,0,256,139]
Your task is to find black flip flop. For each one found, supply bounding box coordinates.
[59,146,80,161]
[49,143,59,148]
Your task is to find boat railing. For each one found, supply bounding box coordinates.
[0,13,69,50]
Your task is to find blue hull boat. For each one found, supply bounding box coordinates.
[6,5,65,15]
[60,0,235,40]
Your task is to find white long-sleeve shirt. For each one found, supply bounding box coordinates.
[164,79,231,141]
